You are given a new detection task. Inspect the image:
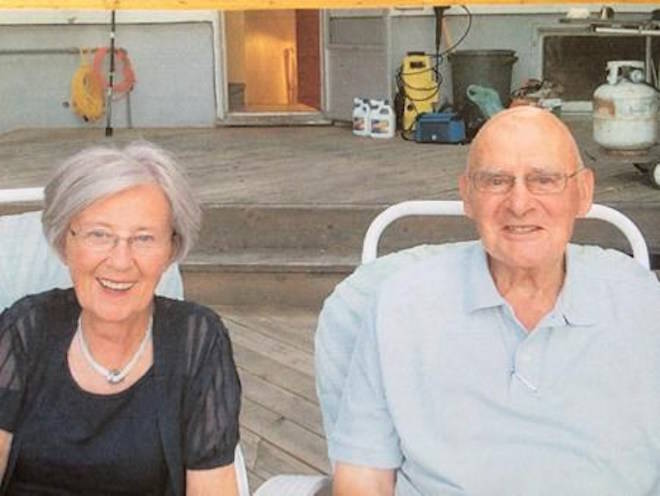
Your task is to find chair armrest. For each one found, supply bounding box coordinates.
[254,475,331,496]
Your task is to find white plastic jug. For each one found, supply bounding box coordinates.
[352,97,370,137]
[370,100,395,139]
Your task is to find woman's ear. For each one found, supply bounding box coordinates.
[168,232,180,264]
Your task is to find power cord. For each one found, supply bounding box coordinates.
[395,5,472,141]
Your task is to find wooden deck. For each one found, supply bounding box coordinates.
[3,117,659,205]
[1,122,659,492]
[217,305,329,491]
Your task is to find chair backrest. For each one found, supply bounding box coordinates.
[316,200,651,443]
[361,200,650,268]
[0,187,250,495]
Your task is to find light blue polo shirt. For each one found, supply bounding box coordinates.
[328,241,660,495]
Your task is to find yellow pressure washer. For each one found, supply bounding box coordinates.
[395,6,449,140]
[399,52,439,134]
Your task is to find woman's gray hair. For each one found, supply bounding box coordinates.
[43,141,201,262]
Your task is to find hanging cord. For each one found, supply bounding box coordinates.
[70,48,105,122]
[395,5,472,141]
[438,5,472,57]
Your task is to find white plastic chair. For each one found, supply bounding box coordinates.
[1,187,331,496]
[316,199,651,472]
[361,200,650,268]
[254,475,331,496]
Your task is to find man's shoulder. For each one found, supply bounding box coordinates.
[568,245,660,319]
[380,241,481,293]
[372,241,482,321]
[568,244,659,287]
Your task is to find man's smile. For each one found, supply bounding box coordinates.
[503,225,543,234]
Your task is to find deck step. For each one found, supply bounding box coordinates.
[3,201,659,308]
[182,264,346,310]
[5,201,659,260]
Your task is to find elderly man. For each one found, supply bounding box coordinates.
[327,107,660,495]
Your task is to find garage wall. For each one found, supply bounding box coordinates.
[0,21,216,133]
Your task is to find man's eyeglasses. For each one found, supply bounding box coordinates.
[69,227,173,254]
[469,168,585,195]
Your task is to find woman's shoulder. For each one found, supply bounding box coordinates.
[153,297,233,375]
[1,288,77,331]
[153,297,228,342]
[154,296,222,324]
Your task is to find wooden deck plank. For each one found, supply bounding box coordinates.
[220,305,330,488]
[220,306,317,353]
[2,123,658,207]
[251,437,324,483]
[231,341,318,403]
[241,397,330,474]
[228,321,315,377]
[239,367,324,436]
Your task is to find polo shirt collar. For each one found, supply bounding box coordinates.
[464,241,506,312]
[554,244,599,326]
[464,242,598,327]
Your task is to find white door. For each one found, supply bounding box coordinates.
[323,9,391,121]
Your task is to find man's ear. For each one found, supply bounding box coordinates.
[459,173,474,219]
[577,167,595,217]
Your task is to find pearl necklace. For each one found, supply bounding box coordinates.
[77,316,153,385]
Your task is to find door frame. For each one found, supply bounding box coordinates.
[217,9,327,123]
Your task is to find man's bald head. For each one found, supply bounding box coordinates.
[466,106,583,174]
[458,105,595,277]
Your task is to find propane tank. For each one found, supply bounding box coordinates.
[593,60,658,152]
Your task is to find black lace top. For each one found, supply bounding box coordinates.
[0,288,241,495]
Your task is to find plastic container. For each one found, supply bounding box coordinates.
[448,50,518,111]
[352,98,370,137]
[370,100,395,139]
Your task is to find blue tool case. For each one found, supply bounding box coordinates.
[415,112,466,144]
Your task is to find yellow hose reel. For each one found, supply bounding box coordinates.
[70,49,105,122]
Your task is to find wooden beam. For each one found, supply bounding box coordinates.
[1,0,656,10]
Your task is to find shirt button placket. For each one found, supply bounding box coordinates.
[512,337,542,395]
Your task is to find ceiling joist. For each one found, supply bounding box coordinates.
[1,0,655,10]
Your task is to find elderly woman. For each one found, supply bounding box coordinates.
[0,142,241,495]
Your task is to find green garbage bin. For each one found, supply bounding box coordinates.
[448,50,518,111]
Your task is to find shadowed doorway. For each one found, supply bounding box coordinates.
[225,10,321,113]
